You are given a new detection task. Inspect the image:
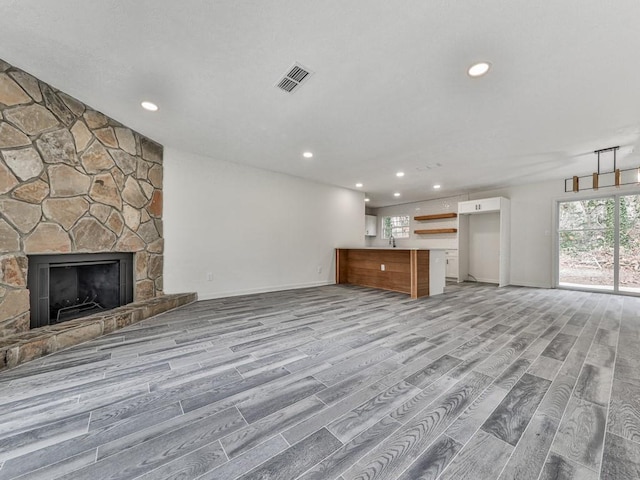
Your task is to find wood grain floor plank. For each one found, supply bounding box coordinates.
[90,368,242,430]
[389,375,459,425]
[437,430,513,480]
[612,354,640,387]
[481,373,551,446]
[344,371,492,480]
[95,401,237,461]
[586,343,616,369]
[573,363,613,407]
[4,450,97,480]
[473,332,537,378]
[541,333,578,361]
[538,374,577,420]
[404,355,462,389]
[527,355,563,381]
[198,435,289,480]
[316,360,399,406]
[0,412,90,463]
[557,339,592,379]
[327,381,420,443]
[497,413,559,480]
[445,384,509,445]
[600,431,640,480]
[0,402,183,478]
[180,367,290,413]
[133,440,227,480]
[236,428,342,480]
[607,378,640,443]
[237,375,325,424]
[493,358,531,391]
[395,434,462,480]
[539,452,598,480]
[58,407,245,480]
[593,327,618,346]
[299,417,401,480]
[552,397,607,471]
[221,396,325,458]
[314,348,396,387]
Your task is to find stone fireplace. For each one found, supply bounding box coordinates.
[0,58,164,339]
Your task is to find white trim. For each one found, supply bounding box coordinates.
[509,281,551,289]
[556,285,640,298]
[196,281,335,301]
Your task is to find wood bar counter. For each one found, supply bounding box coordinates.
[335,248,445,298]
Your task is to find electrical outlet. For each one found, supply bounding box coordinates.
[381,264,385,271]
[206,272,213,281]
[317,266,322,274]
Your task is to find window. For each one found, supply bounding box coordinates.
[382,215,410,239]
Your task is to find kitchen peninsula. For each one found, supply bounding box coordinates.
[335,248,445,298]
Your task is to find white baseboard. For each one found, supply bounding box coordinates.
[508,281,552,289]
[196,281,335,301]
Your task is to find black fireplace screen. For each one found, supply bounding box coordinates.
[28,253,133,328]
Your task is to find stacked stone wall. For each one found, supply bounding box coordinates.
[0,58,164,338]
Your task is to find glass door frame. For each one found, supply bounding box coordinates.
[555,191,638,297]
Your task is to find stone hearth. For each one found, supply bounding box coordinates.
[0,57,165,339]
[0,292,197,370]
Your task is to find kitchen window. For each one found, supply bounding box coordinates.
[381,215,410,239]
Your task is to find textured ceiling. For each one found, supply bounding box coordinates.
[1,0,639,206]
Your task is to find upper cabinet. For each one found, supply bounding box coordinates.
[458,197,502,214]
[365,215,377,237]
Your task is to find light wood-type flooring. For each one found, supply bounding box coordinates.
[1,283,640,479]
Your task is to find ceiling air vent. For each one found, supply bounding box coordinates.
[275,63,313,93]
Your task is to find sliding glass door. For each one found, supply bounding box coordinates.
[619,194,640,293]
[558,194,640,294]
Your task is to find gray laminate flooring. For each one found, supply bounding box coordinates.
[1,283,639,480]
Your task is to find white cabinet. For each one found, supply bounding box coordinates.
[457,197,510,287]
[445,250,458,279]
[458,197,501,214]
[365,215,377,237]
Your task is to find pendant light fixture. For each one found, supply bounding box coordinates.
[565,146,640,192]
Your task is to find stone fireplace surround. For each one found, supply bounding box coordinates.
[0,58,196,368]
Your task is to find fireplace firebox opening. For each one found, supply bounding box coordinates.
[27,253,134,329]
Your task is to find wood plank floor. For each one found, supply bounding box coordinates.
[1,283,639,479]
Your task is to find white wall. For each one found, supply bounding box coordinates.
[366,194,468,249]
[163,147,364,299]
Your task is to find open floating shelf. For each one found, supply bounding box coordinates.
[414,228,458,234]
[414,213,457,221]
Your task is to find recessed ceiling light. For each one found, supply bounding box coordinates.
[394,192,401,197]
[468,62,491,77]
[433,184,441,189]
[303,152,313,158]
[396,172,405,177]
[364,197,370,202]
[355,183,363,188]
[141,101,158,111]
